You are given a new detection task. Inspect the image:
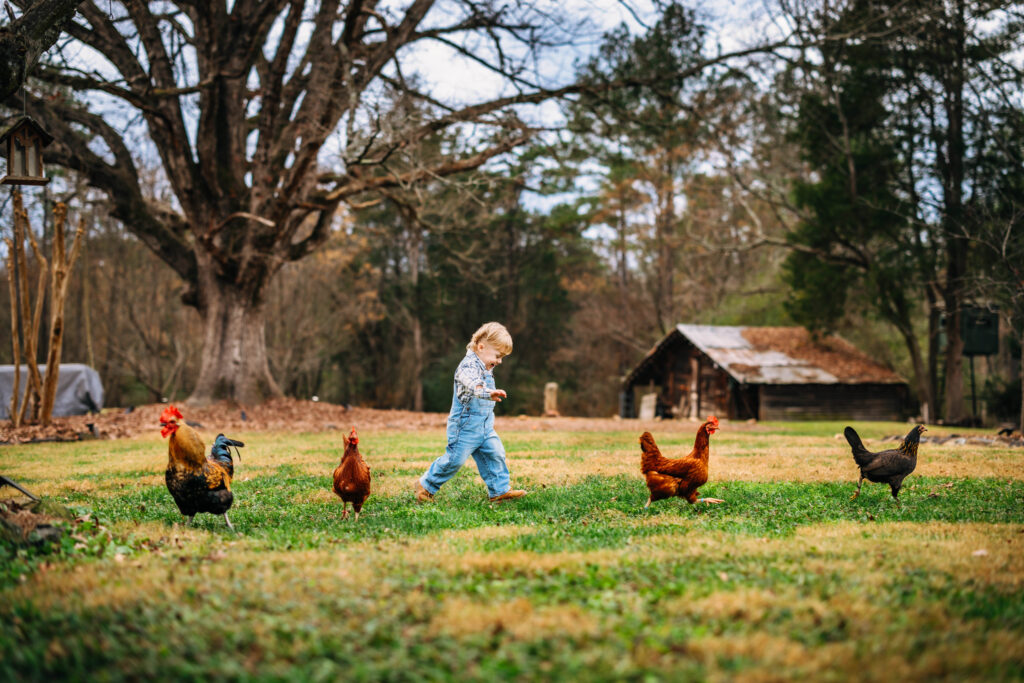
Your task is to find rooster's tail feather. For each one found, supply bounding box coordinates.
[844,426,873,467]
[211,434,244,478]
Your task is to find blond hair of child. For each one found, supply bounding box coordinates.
[466,322,513,355]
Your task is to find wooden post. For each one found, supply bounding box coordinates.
[4,241,20,426]
[24,223,48,423]
[40,206,84,425]
[11,191,47,425]
[543,382,559,417]
[688,355,700,420]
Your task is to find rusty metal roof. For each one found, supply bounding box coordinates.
[625,324,906,387]
[682,325,905,384]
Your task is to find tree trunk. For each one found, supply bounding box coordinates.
[895,322,930,423]
[926,289,941,423]
[4,247,21,426]
[187,262,282,406]
[411,315,424,412]
[40,208,84,426]
[653,165,675,335]
[941,0,967,425]
[942,284,966,423]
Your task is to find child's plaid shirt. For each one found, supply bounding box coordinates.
[454,351,494,404]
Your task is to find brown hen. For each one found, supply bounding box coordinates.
[333,428,370,521]
[640,417,724,509]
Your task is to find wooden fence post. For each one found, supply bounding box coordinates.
[4,240,20,427]
[24,221,48,423]
[544,382,559,417]
[40,205,84,425]
[11,191,48,425]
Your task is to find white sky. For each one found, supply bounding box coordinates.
[401,0,776,112]
[22,0,784,219]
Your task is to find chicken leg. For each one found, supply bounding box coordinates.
[696,498,725,504]
[890,481,903,508]
[850,476,864,501]
[223,513,235,532]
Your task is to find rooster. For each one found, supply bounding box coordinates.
[160,406,244,531]
[332,427,370,521]
[640,417,724,509]
[844,424,925,507]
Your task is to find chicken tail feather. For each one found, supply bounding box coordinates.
[844,426,873,467]
[640,432,663,472]
[211,434,244,477]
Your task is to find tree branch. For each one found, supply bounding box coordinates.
[0,0,82,100]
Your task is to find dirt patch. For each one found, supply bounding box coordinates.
[429,597,600,640]
[0,398,439,445]
[1,398,761,445]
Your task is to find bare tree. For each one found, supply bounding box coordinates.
[0,0,81,100]
[14,1,794,405]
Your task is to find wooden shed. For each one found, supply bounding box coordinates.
[620,325,909,421]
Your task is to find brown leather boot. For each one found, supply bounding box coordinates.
[414,481,434,503]
[489,489,526,503]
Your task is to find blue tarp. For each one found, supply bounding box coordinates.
[0,364,104,419]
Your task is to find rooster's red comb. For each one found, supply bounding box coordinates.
[160,405,183,424]
[348,427,358,445]
[707,415,719,427]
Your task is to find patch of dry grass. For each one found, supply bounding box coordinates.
[429,598,600,640]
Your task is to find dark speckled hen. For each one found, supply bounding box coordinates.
[160,406,244,531]
[844,424,925,507]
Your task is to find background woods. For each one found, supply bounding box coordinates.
[0,0,1021,424]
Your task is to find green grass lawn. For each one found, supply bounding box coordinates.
[1,421,1022,681]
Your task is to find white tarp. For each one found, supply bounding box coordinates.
[0,364,104,419]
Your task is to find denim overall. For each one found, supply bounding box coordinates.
[419,370,510,498]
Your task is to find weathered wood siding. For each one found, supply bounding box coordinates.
[624,335,753,420]
[759,384,905,421]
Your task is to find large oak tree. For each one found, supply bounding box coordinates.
[15,0,790,404]
[17,0,580,404]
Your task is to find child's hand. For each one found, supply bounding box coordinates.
[490,389,507,402]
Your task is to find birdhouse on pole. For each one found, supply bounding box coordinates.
[0,116,53,186]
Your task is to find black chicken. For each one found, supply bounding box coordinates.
[844,424,926,507]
